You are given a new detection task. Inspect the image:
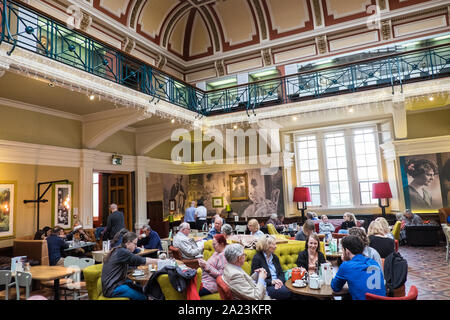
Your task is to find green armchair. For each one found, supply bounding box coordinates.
[83,264,129,300]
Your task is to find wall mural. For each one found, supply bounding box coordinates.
[158,167,284,219]
[400,152,450,212]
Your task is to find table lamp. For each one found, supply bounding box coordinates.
[372,182,392,218]
[293,187,311,223]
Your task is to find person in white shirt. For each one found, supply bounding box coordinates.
[319,215,335,242]
[247,219,264,238]
[195,200,208,231]
[173,222,203,259]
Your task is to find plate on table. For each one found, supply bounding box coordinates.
[132,270,145,277]
[292,281,306,288]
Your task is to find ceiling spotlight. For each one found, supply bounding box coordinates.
[89,94,95,101]
[429,96,434,101]
[233,125,238,130]
[292,116,298,121]
[348,107,354,113]
[171,119,175,124]
[48,81,55,87]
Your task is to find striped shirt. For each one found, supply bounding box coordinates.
[201,251,227,293]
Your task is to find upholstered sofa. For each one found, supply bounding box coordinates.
[203,239,326,275]
[13,237,50,266]
[83,263,220,300]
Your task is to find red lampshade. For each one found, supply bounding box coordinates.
[293,187,311,202]
[372,182,392,199]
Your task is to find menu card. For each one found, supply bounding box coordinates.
[11,256,27,273]
[102,240,111,252]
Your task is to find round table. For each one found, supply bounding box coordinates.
[285,279,349,300]
[29,266,75,300]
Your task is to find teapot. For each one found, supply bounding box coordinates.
[291,267,307,282]
[309,273,322,290]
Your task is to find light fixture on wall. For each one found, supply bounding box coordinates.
[293,187,311,223]
[372,182,392,218]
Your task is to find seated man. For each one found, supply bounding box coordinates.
[137,225,163,251]
[400,209,424,243]
[203,215,223,241]
[173,222,203,259]
[222,243,271,300]
[331,235,386,300]
[102,231,160,300]
[46,226,69,266]
[65,223,94,256]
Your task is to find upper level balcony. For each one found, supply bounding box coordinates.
[1,0,450,119]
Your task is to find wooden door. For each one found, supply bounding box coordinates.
[147,201,169,238]
[108,174,132,231]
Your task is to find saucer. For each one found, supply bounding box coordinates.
[132,271,144,276]
[292,281,306,288]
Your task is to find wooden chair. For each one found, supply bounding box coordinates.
[168,246,200,269]
[216,275,233,300]
[365,285,418,300]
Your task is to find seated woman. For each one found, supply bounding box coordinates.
[221,224,233,240]
[222,243,271,300]
[338,212,357,234]
[251,235,292,300]
[319,215,335,242]
[375,217,394,240]
[101,231,159,300]
[348,227,383,273]
[247,219,264,238]
[367,220,395,259]
[197,234,228,296]
[296,233,326,275]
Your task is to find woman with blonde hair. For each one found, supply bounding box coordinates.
[251,235,292,300]
[367,220,395,258]
[247,219,264,238]
[338,212,357,234]
[375,217,394,239]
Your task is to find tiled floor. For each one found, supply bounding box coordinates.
[399,244,450,300]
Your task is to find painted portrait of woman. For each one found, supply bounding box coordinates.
[405,157,442,210]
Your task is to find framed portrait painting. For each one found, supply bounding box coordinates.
[229,173,248,201]
[52,182,73,229]
[0,181,16,240]
[212,197,224,208]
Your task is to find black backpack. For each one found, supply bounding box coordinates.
[384,251,408,297]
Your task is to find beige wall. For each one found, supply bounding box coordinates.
[0,105,82,149]
[0,162,79,248]
[96,130,136,156]
[407,108,450,139]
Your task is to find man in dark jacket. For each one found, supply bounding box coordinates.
[106,203,125,240]
[47,226,69,266]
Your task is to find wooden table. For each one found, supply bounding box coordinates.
[29,266,75,300]
[64,241,96,252]
[128,269,153,285]
[137,248,159,257]
[285,279,349,300]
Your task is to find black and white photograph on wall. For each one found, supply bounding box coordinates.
[438,152,450,208]
[241,168,283,218]
[403,154,443,211]
[230,173,248,201]
[54,183,72,229]
[162,174,188,218]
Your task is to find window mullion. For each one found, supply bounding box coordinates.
[346,128,359,208]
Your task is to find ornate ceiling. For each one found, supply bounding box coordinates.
[30,0,450,81]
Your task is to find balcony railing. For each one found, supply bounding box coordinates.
[1,0,450,117]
